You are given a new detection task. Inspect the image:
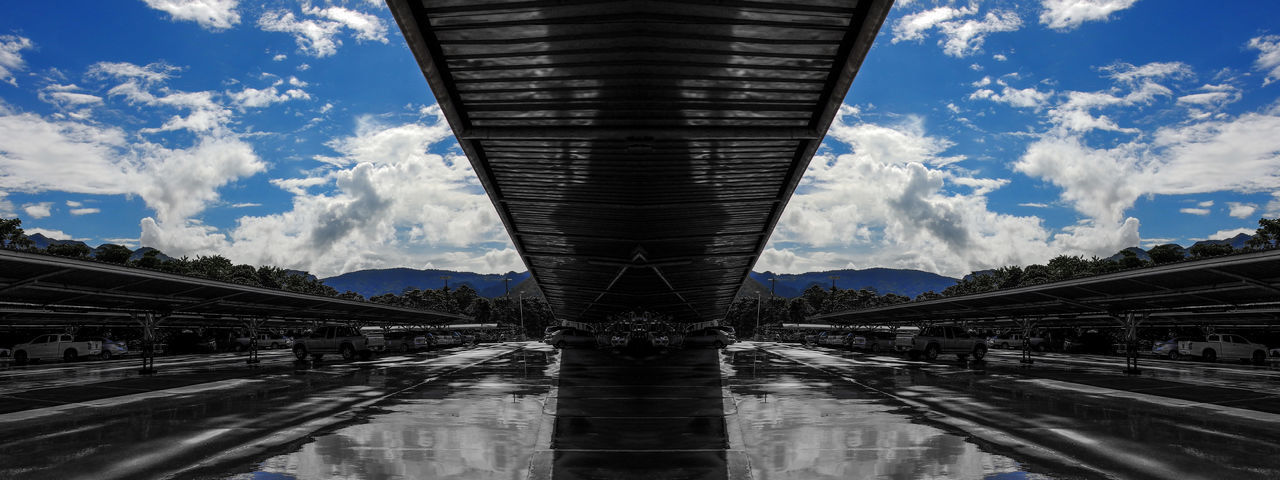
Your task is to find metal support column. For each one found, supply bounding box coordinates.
[1118,312,1146,374]
[135,312,163,374]
[1016,318,1037,365]
[243,317,264,365]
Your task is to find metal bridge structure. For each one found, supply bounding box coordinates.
[387,0,895,325]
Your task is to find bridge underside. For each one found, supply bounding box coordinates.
[389,0,893,323]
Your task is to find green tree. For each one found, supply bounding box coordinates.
[1245,218,1280,250]
[132,249,163,269]
[46,243,90,258]
[95,244,133,264]
[1188,242,1234,258]
[0,218,34,250]
[1146,244,1186,264]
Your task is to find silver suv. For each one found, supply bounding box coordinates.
[896,326,988,361]
[293,326,374,361]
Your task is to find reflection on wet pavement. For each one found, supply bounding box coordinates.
[724,347,1045,480]
[232,347,555,480]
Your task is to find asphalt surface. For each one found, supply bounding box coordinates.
[0,341,1277,479]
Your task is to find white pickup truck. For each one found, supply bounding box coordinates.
[896,326,988,361]
[12,334,102,364]
[293,326,374,361]
[1177,334,1268,364]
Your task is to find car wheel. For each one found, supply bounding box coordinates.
[293,346,308,361]
[972,344,987,361]
[1202,349,1217,362]
[14,350,28,365]
[1169,351,1181,361]
[1001,342,1009,349]
[340,345,356,361]
[871,343,880,353]
[401,344,410,353]
[99,350,112,361]
[924,344,940,361]
[1253,350,1267,365]
[64,349,78,362]
[270,343,279,350]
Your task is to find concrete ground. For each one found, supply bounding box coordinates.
[0,341,1277,479]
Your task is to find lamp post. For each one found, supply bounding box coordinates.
[828,275,840,290]
[440,275,452,290]
[755,292,762,341]
[518,292,525,341]
[503,276,511,297]
[769,277,777,297]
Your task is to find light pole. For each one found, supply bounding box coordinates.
[769,277,777,297]
[829,275,840,290]
[518,292,525,341]
[503,276,511,297]
[755,292,762,341]
[440,275,452,290]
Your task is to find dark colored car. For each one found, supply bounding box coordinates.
[1063,331,1115,354]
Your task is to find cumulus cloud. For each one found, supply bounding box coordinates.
[25,228,85,241]
[257,4,388,57]
[1015,61,1280,238]
[141,107,520,277]
[0,35,35,86]
[228,85,310,108]
[0,61,266,246]
[1039,0,1138,31]
[1227,202,1256,219]
[142,0,241,31]
[1206,227,1255,240]
[891,4,1022,58]
[762,106,1137,277]
[22,202,53,219]
[970,81,1052,109]
[1248,35,1280,86]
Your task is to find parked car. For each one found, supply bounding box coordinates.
[0,347,10,358]
[1178,334,1268,364]
[386,331,430,352]
[988,333,1045,350]
[293,326,374,361]
[428,331,466,348]
[896,326,987,361]
[815,331,852,348]
[546,327,596,348]
[234,334,292,351]
[1152,337,1198,360]
[683,328,734,349]
[364,331,387,353]
[1062,331,1114,354]
[12,334,103,364]
[850,331,892,353]
[90,337,129,360]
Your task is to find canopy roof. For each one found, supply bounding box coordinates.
[0,249,469,326]
[809,249,1280,328]
[388,0,895,323]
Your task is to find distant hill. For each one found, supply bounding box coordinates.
[749,268,959,298]
[1190,233,1253,250]
[321,268,531,298]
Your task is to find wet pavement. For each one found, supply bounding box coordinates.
[1,341,1279,479]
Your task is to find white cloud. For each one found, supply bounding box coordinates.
[25,228,85,241]
[142,0,241,31]
[1227,202,1256,219]
[993,54,1008,61]
[1196,200,1214,207]
[1206,227,1254,240]
[1019,202,1050,208]
[971,76,992,87]
[272,53,287,62]
[972,84,1053,109]
[1247,35,1280,86]
[1039,0,1139,31]
[89,61,179,84]
[228,85,310,108]
[257,4,388,58]
[0,35,35,86]
[230,202,260,208]
[69,207,100,215]
[1104,61,1191,84]
[65,200,81,207]
[22,202,53,218]
[141,107,518,277]
[1179,207,1209,216]
[762,105,1139,277]
[891,5,1022,58]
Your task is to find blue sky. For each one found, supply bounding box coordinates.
[1,1,1278,278]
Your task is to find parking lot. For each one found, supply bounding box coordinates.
[1,339,1277,479]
